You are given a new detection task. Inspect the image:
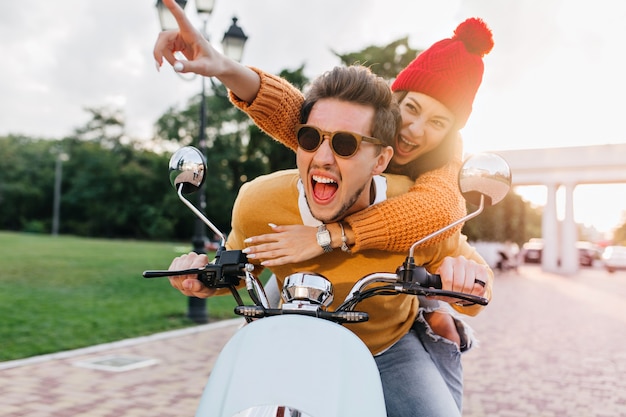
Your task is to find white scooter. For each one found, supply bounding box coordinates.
[144,147,512,417]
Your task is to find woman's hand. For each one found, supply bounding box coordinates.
[152,0,260,102]
[243,224,324,267]
[153,0,228,77]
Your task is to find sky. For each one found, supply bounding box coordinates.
[1,0,625,237]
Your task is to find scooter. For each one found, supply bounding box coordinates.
[143,147,512,417]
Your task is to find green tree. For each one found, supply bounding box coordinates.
[245,66,309,173]
[0,135,57,232]
[334,37,421,80]
[462,191,542,246]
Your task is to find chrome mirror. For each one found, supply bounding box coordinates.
[168,146,226,245]
[458,153,512,207]
[168,146,206,194]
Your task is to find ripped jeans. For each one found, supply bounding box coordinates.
[414,297,474,410]
[375,298,474,416]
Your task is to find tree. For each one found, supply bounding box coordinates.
[461,191,542,246]
[245,66,309,173]
[334,37,421,80]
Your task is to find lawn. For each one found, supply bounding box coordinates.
[0,231,259,362]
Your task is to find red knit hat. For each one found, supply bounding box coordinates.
[391,18,494,128]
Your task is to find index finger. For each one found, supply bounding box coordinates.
[163,0,196,33]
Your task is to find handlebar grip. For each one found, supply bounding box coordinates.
[422,272,442,289]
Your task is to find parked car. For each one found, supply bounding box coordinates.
[601,246,626,273]
[522,239,543,263]
[576,241,601,267]
[522,239,600,266]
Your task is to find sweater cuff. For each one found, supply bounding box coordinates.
[228,66,291,121]
[345,205,390,252]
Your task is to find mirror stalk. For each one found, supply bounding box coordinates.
[400,195,484,283]
[177,184,226,246]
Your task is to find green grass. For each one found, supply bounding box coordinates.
[0,231,262,362]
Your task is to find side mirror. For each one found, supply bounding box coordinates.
[458,153,512,207]
[168,146,225,245]
[168,146,207,194]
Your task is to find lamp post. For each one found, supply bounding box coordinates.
[52,152,69,236]
[155,0,248,323]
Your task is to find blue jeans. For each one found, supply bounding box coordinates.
[413,298,467,410]
[374,327,462,417]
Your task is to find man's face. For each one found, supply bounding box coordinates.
[296,98,393,223]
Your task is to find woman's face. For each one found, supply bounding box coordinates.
[393,91,455,166]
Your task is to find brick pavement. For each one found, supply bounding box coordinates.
[1,266,626,416]
[0,320,243,417]
[462,266,626,417]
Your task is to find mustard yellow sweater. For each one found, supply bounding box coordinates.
[226,170,492,355]
[229,67,467,253]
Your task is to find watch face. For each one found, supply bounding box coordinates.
[318,231,331,246]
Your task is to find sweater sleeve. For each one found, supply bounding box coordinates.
[345,158,468,252]
[228,67,303,151]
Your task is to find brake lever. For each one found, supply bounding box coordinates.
[397,283,489,306]
[143,266,207,278]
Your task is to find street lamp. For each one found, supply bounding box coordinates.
[155,0,248,324]
[221,17,248,63]
[52,152,69,236]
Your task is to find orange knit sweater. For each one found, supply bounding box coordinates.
[229,67,467,253]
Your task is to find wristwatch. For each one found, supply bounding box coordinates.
[316,224,333,253]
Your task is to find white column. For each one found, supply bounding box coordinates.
[560,182,579,275]
[542,183,559,272]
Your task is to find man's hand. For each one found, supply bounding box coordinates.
[168,252,216,298]
[435,255,489,303]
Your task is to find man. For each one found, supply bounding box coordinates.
[168,65,490,417]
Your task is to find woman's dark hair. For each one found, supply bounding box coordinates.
[384,90,457,180]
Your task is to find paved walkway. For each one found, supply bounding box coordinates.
[462,266,626,417]
[1,266,626,416]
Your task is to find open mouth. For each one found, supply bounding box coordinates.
[396,135,419,153]
[394,135,422,157]
[311,175,338,201]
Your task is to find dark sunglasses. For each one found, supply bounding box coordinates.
[295,124,383,158]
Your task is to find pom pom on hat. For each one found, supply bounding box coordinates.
[391,18,494,128]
